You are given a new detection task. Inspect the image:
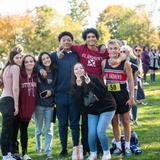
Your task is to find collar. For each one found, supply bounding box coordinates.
[64,50,72,54]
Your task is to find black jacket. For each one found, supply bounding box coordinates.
[71,76,116,115]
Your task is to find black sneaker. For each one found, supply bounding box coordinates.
[59,149,68,158]
[83,149,89,156]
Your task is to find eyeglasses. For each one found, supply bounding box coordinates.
[135,49,141,52]
[120,50,126,53]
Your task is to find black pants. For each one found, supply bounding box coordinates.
[81,112,89,153]
[12,117,29,156]
[0,97,14,156]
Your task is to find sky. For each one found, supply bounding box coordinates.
[0,0,160,27]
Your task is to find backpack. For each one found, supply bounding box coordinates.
[111,131,141,154]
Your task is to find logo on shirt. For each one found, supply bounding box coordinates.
[82,53,103,68]
[87,58,96,67]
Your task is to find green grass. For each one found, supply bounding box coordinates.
[0,71,160,160]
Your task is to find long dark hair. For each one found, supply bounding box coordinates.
[150,45,156,53]
[2,50,21,76]
[38,52,57,84]
[21,54,36,73]
[5,51,21,67]
[71,62,85,87]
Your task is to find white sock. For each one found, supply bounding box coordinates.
[116,141,122,150]
[90,151,97,156]
[103,150,110,155]
[125,141,130,149]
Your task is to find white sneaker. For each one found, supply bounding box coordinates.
[112,148,122,156]
[87,152,97,160]
[102,152,111,160]
[72,145,83,160]
[2,153,16,160]
[23,154,32,160]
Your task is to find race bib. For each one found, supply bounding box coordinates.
[107,83,121,91]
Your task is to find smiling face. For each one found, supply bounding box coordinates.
[74,63,85,78]
[86,33,97,47]
[13,53,22,66]
[41,53,51,68]
[24,56,35,71]
[108,43,120,58]
[120,47,129,57]
[59,35,73,50]
[133,47,142,56]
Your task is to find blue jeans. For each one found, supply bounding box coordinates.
[56,94,80,150]
[88,111,115,152]
[131,89,138,121]
[34,105,53,156]
[131,104,137,121]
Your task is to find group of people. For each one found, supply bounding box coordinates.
[0,28,154,160]
[141,44,160,84]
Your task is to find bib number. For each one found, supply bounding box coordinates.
[107,83,120,91]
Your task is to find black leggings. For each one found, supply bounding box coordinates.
[12,117,29,156]
[0,97,14,156]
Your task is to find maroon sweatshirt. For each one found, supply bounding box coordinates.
[19,70,37,121]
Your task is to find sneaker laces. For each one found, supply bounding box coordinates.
[7,153,16,160]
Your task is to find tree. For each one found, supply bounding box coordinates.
[28,5,60,54]
[68,0,90,27]
[0,14,34,55]
[97,5,158,46]
[0,5,85,57]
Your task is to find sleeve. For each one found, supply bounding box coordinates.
[71,44,84,56]
[51,52,58,63]
[130,58,138,72]
[35,62,43,72]
[37,76,45,93]
[103,49,109,59]
[86,76,106,98]
[141,52,145,62]
[50,69,58,95]
[11,65,20,109]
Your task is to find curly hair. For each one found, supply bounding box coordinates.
[82,28,100,40]
[58,31,74,42]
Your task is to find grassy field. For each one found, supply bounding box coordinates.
[0,72,160,160]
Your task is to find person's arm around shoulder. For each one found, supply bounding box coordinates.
[101,59,106,70]
[109,52,127,66]
[124,61,134,107]
[11,65,20,116]
[117,52,127,64]
[85,74,106,97]
[46,69,57,98]
[130,58,138,72]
